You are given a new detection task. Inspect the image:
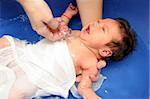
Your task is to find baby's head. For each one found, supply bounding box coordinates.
[81,18,136,61]
[104,18,136,61]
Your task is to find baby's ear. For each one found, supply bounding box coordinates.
[99,48,112,58]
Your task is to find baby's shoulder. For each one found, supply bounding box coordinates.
[79,55,98,70]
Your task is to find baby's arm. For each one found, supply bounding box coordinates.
[78,70,101,99]
[46,3,78,39]
[76,60,106,98]
[46,3,78,32]
[76,60,106,82]
[44,3,78,40]
[61,3,78,25]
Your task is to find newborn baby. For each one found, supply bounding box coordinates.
[0,3,136,99]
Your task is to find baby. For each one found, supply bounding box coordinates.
[0,3,136,99]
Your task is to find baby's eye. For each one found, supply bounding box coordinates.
[97,20,101,23]
[102,27,105,32]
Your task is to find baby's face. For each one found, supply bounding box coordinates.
[80,18,122,50]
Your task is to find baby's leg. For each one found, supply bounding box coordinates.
[9,75,38,99]
[0,36,37,98]
[0,37,10,48]
[0,36,15,66]
[8,66,38,99]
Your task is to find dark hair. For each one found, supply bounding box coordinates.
[105,18,136,61]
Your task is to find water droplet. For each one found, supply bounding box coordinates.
[104,76,107,79]
[104,89,108,93]
[19,15,28,22]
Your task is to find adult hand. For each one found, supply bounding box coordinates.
[18,0,59,40]
[46,17,71,41]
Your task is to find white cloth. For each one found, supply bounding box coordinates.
[0,36,17,99]
[0,39,16,66]
[0,35,106,98]
[4,36,76,98]
[0,66,16,99]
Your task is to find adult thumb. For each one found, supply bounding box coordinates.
[47,19,59,30]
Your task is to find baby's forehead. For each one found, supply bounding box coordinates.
[102,19,120,30]
[102,18,119,25]
[104,19,123,40]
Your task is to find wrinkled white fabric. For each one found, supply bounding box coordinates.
[0,66,16,99]
[3,36,76,98]
[0,36,27,99]
[0,35,106,98]
[0,38,15,66]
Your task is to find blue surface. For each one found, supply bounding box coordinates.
[0,0,149,99]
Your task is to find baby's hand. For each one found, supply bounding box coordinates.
[97,60,106,69]
[89,60,106,81]
[76,67,98,83]
[76,60,106,82]
[77,74,102,99]
[63,3,78,19]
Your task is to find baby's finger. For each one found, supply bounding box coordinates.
[75,7,78,12]
[76,75,82,82]
[97,60,106,69]
[69,3,76,10]
[89,74,98,82]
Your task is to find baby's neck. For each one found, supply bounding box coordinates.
[67,30,101,59]
[66,30,101,66]
[66,33,85,61]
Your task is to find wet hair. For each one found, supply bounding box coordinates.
[105,18,136,61]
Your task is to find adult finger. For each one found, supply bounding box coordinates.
[46,20,59,31]
[36,25,57,41]
[55,17,62,22]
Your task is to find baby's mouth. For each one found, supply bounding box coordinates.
[84,25,90,34]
